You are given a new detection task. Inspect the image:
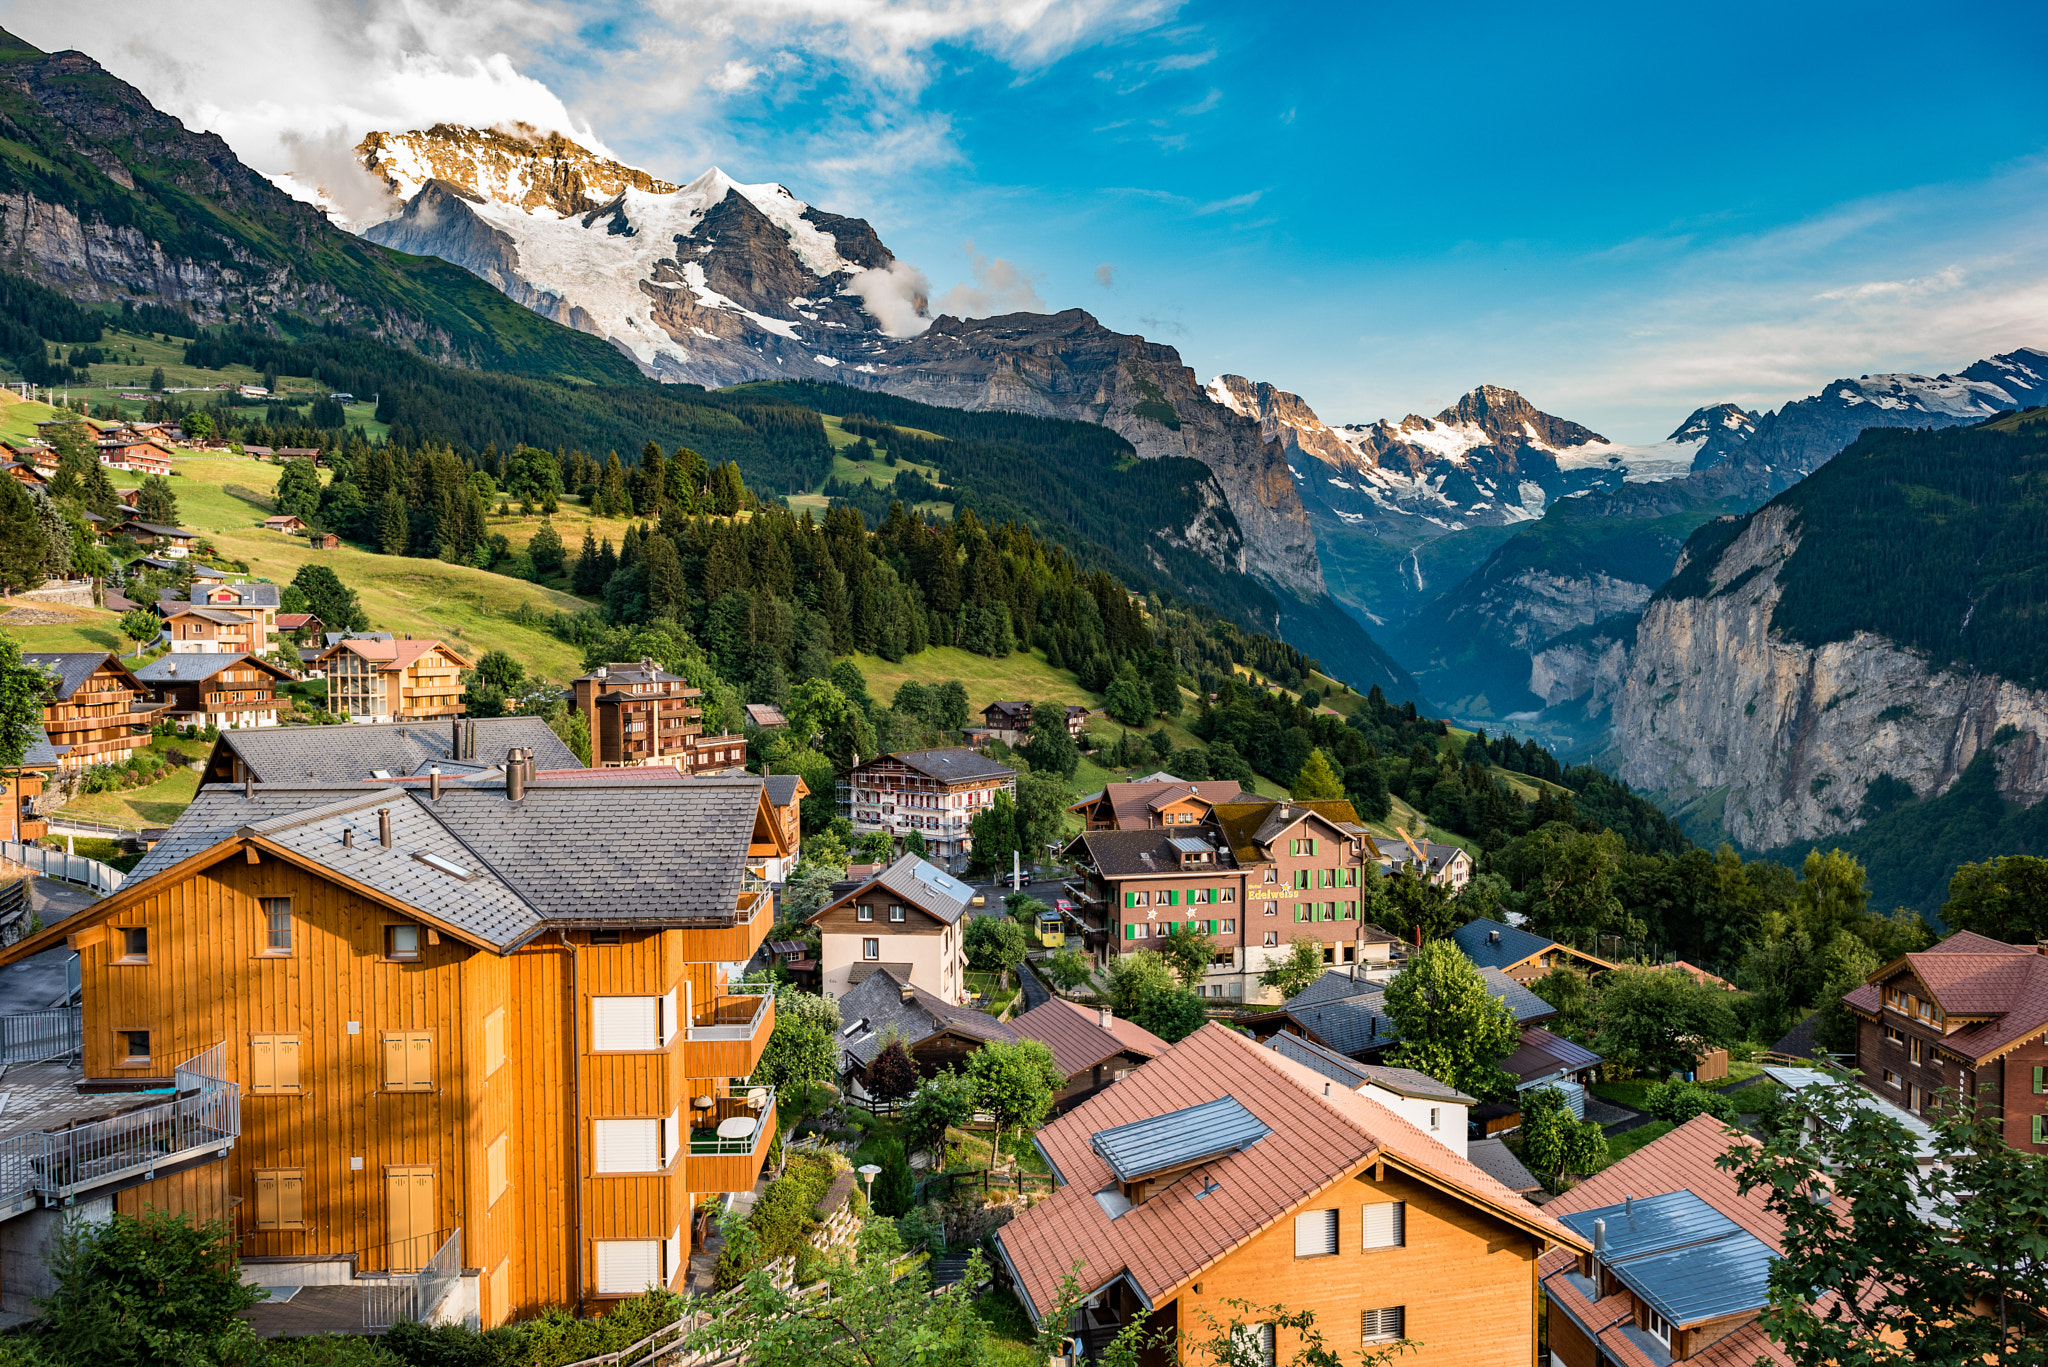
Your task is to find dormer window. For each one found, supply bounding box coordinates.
[1644,1307,1673,1348]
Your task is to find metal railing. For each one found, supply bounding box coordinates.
[1,841,125,896]
[0,1042,237,1216]
[687,990,772,1043]
[688,1086,776,1155]
[363,1227,463,1330]
[0,1009,82,1065]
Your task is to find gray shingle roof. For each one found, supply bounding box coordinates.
[1270,1029,1476,1103]
[762,774,804,808]
[22,653,121,702]
[1451,918,1557,971]
[128,775,769,949]
[190,582,279,606]
[1070,828,1240,878]
[836,967,1015,1065]
[429,777,763,926]
[132,652,262,683]
[19,728,64,767]
[872,747,1016,784]
[867,854,975,925]
[208,718,577,784]
[1466,1137,1540,1193]
[1263,966,1554,1057]
[161,605,246,625]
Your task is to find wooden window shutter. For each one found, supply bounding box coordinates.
[276,1036,299,1092]
[1124,924,1136,941]
[278,1172,304,1228]
[484,1010,506,1077]
[254,1171,278,1227]
[1363,1201,1405,1249]
[2035,1114,2046,1145]
[382,1034,407,1088]
[487,1136,509,1204]
[406,1033,432,1088]
[251,1037,276,1094]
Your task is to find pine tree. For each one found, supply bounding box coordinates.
[377,487,408,555]
[529,519,565,576]
[1292,748,1345,801]
[573,527,604,595]
[0,479,42,591]
[598,451,627,517]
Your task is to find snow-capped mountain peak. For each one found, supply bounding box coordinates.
[353,124,916,384]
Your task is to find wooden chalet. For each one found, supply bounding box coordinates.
[1843,929,2048,1150]
[834,966,1016,1103]
[1,729,63,841]
[133,651,293,730]
[261,514,308,534]
[1007,998,1167,1112]
[23,652,165,771]
[994,1024,1587,1366]
[803,853,974,1003]
[0,770,793,1323]
[318,638,469,724]
[842,747,1017,860]
[1450,919,1615,984]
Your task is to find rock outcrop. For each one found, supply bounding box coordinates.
[1613,505,2048,848]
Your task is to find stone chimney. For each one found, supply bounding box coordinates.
[1099,1006,1114,1031]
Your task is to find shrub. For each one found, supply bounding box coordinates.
[872,1138,914,1217]
[36,1209,262,1367]
[1645,1080,1740,1124]
[715,1153,843,1287]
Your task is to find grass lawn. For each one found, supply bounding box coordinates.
[1722,1058,1768,1087]
[962,971,1020,1014]
[60,764,199,830]
[1590,1080,1660,1114]
[1599,1120,1675,1168]
[0,604,132,655]
[37,835,145,874]
[850,646,1100,714]
[975,1287,1037,1367]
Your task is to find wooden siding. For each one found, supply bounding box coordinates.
[73,847,776,1327]
[1168,1164,1541,1367]
[812,896,947,936]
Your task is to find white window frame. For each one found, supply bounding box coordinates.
[592,1118,662,1173]
[857,904,873,922]
[595,1239,662,1295]
[864,938,880,960]
[1294,1208,1339,1258]
[1362,1201,1405,1250]
[1361,1306,1405,1343]
[1644,1306,1673,1347]
[591,996,661,1052]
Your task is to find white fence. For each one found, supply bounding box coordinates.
[1,841,124,897]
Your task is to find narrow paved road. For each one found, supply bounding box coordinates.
[1015,960,1051,1013]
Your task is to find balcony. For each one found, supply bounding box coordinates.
[684,1084,777,1195]
[684,985,774,1078]
[0,1042,238,1220]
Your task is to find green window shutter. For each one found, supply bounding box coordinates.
[1125,924,1136,941]
[1207,919,1218,935]
[1124,891,1136,909]
[1295,906,1305,922]
[2035,1066,2046,1095]
[2035,1114,2046,1144]
[1310,839,1318,856]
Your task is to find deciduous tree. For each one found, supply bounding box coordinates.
[1938,855,2048,944]
[1591,967,1739,1079]
[1520,1087,1608,1191]
[1382,939,1517,1100]
[965,1038,1062,1159]
[1260,935,1328,1001]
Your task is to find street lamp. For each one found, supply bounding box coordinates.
[857,1162,882,1204]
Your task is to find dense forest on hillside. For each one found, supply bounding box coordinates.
[1663,420,2048,691]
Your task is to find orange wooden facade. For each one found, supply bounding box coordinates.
[33,654,157,770]
[28,797,787,1326]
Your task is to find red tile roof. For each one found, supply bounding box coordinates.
[1007,998,1167,1079]
[1850,931,2048,1063]
[994,1022,1582,1320]
[1078,779,1247,828]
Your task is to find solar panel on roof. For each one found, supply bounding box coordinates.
[1167,836,1212,853]
[1090,1095,1270,1183]
[913,862,974,901]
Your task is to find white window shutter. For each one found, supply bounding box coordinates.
[1363,1201,1405,1249]
[1362,1307,1404,1342]
[591,997,658,1051]
[660,989,678,1046]
[593,1119,660,1173]
[663,1225,683,1282]
[661,1107,680,1167]
[1294,1208,1338,1257]
[595,1240,661,1295]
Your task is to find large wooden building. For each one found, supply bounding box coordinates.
[803,853,975,1003]
[0,768,792,1324]
[23,652,164,771]
[567,660,745,775]
[318,638,469,724]
[994,1024,1586,1367]
[133,652,293,731]
[1843,929,2048,1150]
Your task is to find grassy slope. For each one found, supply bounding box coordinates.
[786,414,950,518]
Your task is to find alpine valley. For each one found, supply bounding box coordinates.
[8,22,2048,904]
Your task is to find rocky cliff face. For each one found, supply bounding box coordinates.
[872,314,1323,598]
[1614,504,2048,848]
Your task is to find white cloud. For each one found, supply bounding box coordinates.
[708,60,763,93]
[0,2,603,214]
[934,241,1046,318]
[843,259,934,337]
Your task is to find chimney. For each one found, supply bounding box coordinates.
[1624,1194,1634,1216]
[243,773,253,800]
[430,766,442,800]
[452,716,460,754]
[900,984,915,1004]
[1488,929,1501,945]
[378,808,392,847]
[506,748,527,802]
[343,827,354,849]
[1099,1006,1114,1031]
[465,720,477,761]
[1593,1218,1606,1254]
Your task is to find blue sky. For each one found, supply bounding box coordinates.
[15,0,2048,439]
